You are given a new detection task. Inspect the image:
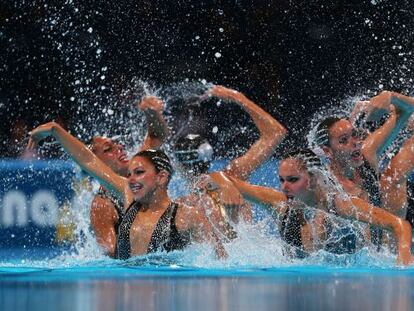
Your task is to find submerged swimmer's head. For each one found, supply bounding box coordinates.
[173,133,213,176]
[87,136,129,176]
[279,149,324,202]
[315,117,364,169]
[128,149,173,202]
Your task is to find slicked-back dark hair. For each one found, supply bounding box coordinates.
[133,149,173,183]
[282,148,324,172]
[314,117,342,147]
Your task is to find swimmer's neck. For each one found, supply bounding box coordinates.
[140,190,171,212]
[330,160,357,180]
[301,190,320,208]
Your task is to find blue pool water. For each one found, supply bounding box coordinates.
[2,260,414,311]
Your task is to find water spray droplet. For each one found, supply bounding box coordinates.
[214,52,222,58]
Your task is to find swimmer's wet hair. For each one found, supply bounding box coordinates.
[283,148,323,171]
[133,149,173,176]
[314,117,342,147]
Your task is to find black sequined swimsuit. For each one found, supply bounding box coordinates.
[116,201,190,260]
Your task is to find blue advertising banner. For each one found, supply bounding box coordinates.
[0,160,76,248]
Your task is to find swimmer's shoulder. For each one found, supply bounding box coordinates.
[174,201,204,231]
[91,195,119,224]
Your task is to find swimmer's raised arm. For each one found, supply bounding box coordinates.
[29,122,129,199]
[229,176,287,213]
[380,133,414,217]
[209,85,287,180]
[334,195,413,265]
[138,96,170,151]
[360,91,414,170]
[361,106,398,171]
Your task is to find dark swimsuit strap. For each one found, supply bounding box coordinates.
[116,201,142,260]
[147,202,191,253]
[147,202,176,253]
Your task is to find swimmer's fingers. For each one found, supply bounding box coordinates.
[197,93,211,103]
[28,123,58,149]
[396,254,414,266]
[389,104,397,116]
[219,189,244,207]
[138,96,164,113]
[26,137,38,150]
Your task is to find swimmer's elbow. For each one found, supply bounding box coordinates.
[263,120,287,139]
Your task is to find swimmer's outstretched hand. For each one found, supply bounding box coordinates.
[396,254,414,266]
[138,96,164,114]
[28,122,59,149]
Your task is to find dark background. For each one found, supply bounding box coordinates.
[1,0,413,158]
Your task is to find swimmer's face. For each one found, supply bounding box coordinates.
[279,158,312,201]
[127,156,160,203]
[91,137,129,176]
[324,119,363,168]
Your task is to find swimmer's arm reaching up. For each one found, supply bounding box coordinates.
[379,132,414,217]
[334,195,414,265]
[138,96,170,151]
[29,122,131,203]
[361,106,398,171]
[209,85,287,180]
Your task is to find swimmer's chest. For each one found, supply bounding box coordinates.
[128,209,168,256]
[339,178,369,201]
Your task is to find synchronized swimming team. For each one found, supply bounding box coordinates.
[28,85,414,265]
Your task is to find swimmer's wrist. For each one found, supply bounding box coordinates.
[50,122,63,137]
